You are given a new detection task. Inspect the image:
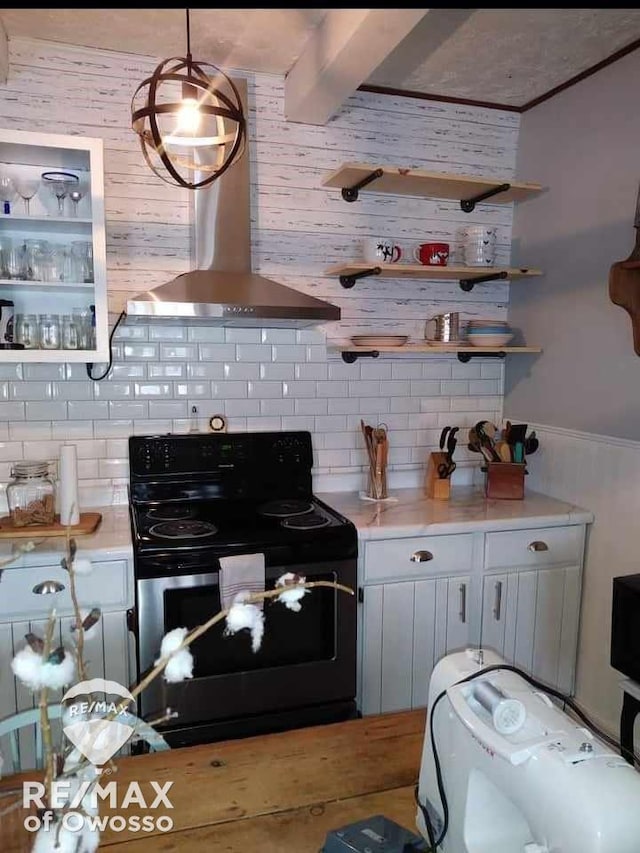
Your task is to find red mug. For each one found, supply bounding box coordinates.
[413,242,449,266]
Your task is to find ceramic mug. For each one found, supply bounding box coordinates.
[363,238,402,264]
[413,242,449,266]
[462,243,496,267]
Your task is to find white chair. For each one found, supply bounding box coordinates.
[0,704,169,775]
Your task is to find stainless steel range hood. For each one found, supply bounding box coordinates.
[126,80,340,328]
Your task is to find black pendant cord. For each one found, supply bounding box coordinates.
[185,8,192,71]
[86,311,126,382]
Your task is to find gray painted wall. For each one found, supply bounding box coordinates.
[505,48,640,439]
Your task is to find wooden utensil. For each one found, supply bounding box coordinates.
[495,440,513,462]
[610,184,640,354]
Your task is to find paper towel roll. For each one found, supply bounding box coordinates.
[59,444,80,526]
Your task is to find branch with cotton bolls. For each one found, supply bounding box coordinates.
[6,543,353,851]
[122,573,354,707]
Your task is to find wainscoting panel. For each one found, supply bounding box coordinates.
[524,422,640,738]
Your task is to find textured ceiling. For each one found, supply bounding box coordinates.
[0,8,639,109]
[368,8,640,106]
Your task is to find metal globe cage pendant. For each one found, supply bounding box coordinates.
[131,9,246,190]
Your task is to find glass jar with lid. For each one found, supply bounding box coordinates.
[7,460,55,527]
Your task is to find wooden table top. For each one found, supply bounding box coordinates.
[1,709,427,852]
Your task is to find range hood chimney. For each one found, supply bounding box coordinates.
[127,80,340,328]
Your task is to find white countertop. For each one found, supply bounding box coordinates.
[0,505,133,569]
[0,489,595,568]
[316,487,594,539]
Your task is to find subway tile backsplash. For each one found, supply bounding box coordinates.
[0,325,504,508]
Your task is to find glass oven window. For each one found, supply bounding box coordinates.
[163,571,337,677]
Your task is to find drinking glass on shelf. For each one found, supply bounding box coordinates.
[24,239,48,281]
[71,241,93,283]
[5,240,26,280]
[68,185,85,217]
[38,313,60,349]
[41,171,79,216]
[72,307,91,349]
[62,314,79,349]
[13,177,40,215]
[15,313,39,349]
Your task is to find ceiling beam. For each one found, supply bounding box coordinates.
[284,9,428,125]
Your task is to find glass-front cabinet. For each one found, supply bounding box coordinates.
[0,128,107,361]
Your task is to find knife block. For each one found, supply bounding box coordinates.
[484,462,526,500]
[425,451,451,500]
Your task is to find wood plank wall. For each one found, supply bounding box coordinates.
[0,37,524,500]
[2,37,521,341]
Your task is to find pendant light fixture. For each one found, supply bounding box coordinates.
[131,8,246,190]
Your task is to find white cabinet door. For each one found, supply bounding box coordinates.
[480,565,581,695]
[533,565,581,694]
[0,609,130,771]
[360,575,471,715]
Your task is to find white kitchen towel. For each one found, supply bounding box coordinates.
[59,444,80,525]
[219,553,266,611]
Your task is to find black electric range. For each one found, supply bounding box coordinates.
[127,431,358,747]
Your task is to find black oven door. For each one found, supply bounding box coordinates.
[136,559,356,733]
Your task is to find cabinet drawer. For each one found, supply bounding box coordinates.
[0,560,129,622]
[484,526,582,570]
[364,534,474,582]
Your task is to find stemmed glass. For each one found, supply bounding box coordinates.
[41,171,79,216]
[13,177,40,215]
[68,184,85,217]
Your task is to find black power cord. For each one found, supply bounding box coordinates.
[86,311,126,381]
[415,662,635,851]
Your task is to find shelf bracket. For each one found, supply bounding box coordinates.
[340,266,381,289]
[457,351,506,363]
[341,168,384,202]
[459,270,509,292]
[341,350,380,364]
[460,182,511,213]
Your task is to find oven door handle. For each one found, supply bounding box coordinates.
[127,607,137,635]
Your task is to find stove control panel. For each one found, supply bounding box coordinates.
[129,431,313,478]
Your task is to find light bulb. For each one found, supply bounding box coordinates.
[176,97,201,135]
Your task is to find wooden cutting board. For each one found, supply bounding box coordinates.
[0,511,102,538]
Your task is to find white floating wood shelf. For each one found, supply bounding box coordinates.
[322,162,543,209]
[0,278,94,289]
[326,262,542,291]
[0,215,92,236]
[0,214,92,224]
[332,344,542,364]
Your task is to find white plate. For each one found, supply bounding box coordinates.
[351,335,408,347]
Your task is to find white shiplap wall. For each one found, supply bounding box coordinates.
[0,37,523,503]
[525,422,640,738]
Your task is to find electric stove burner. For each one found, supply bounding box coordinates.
[259,499,314,518]
[149,520,218,540]
[281,512,331,531]
[146,505,195,521]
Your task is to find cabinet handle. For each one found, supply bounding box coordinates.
[459,583,467,624]
[32,580,65,595]
[410,550,433,563]
[528,540,549,552]
[493,581,503,621]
